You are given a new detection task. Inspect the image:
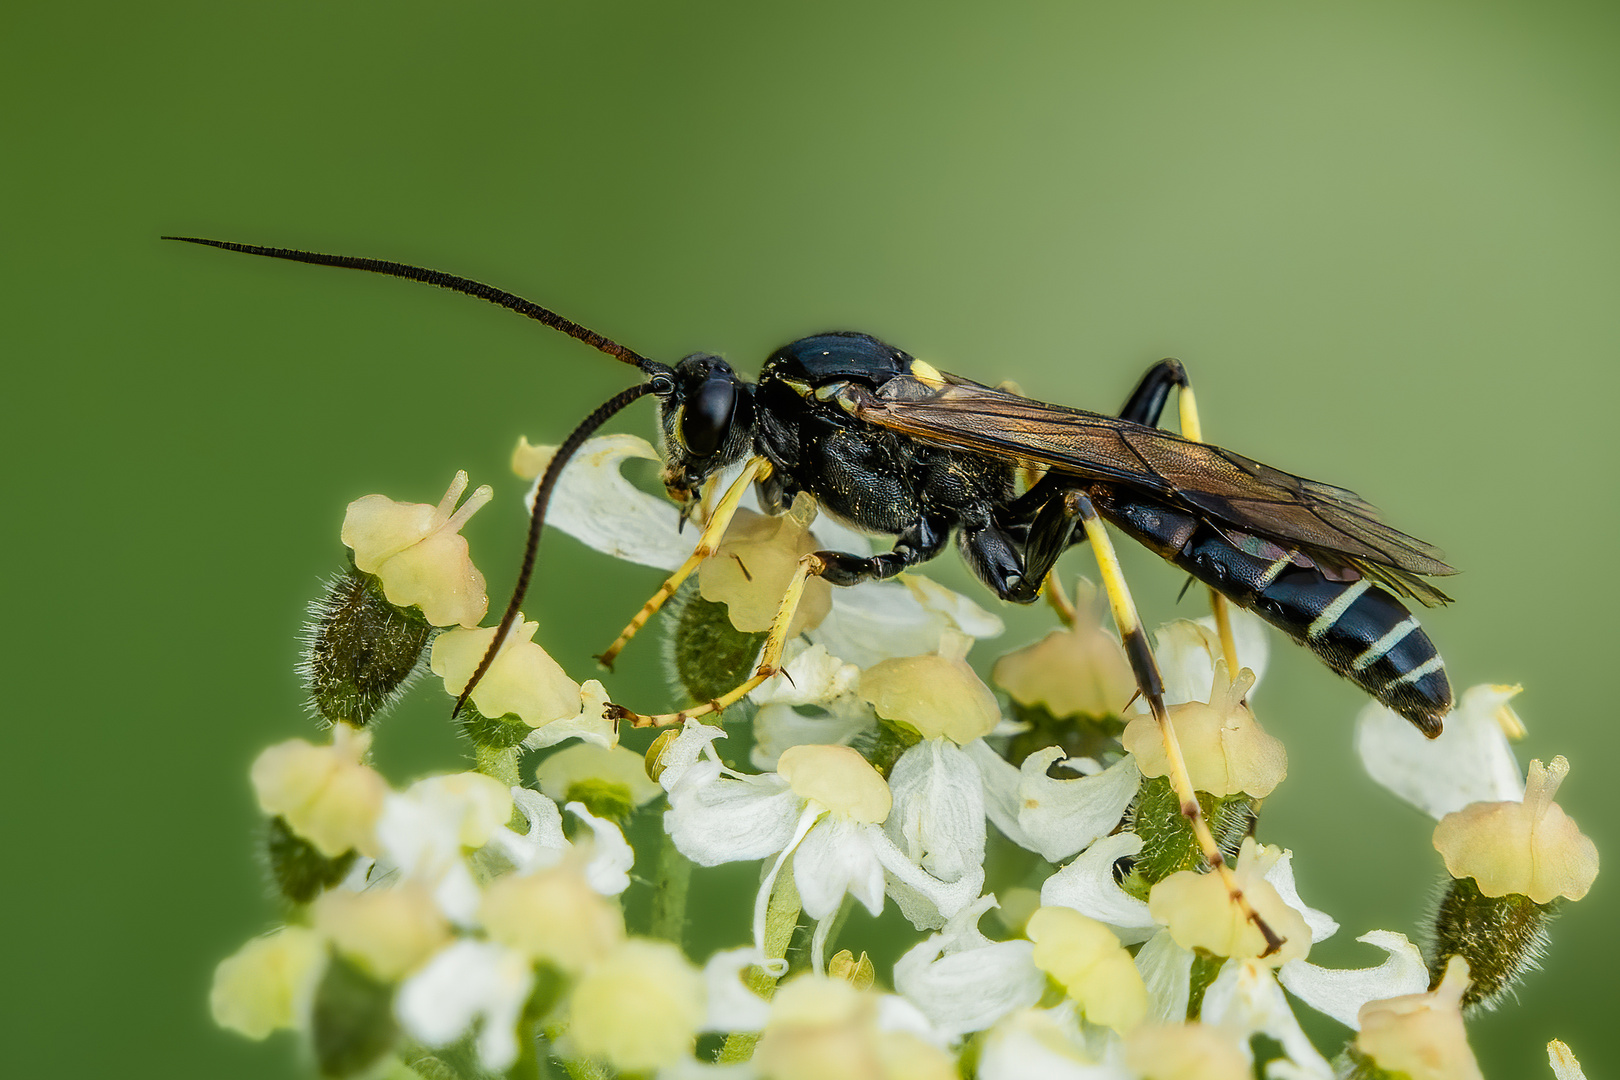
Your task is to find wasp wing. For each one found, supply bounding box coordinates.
[838,375,1455,592]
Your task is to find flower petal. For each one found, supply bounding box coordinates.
[664,757,801,866]
[524,434,688,571]
[566,801,635,896]
[1263,848,1339,944]
[395,940,534,1071]
[809,574,1003,669]
[1277,931,1430,1030]
[1355,683,1524,819]
[794,816,887,919]
[1040,831,1158,943]
[700,947,774,1033]
[1015,749,1141,862]
[1135,929,1195,1024]
[893,902,1044,1037]
[885,739,987,884]
[1201,960,1333,1079]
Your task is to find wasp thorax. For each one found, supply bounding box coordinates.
[657,353,757,497]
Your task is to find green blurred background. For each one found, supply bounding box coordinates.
[5,1,1616,1075]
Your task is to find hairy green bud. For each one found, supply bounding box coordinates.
[311,951,398,1077]
[661,579,766,710]
[1427,875,1552,1011]
[300,562,433,726]
[1122,775,1254,897]
[265,815,357,905]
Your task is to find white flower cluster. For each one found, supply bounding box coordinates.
[212,442,1599,1080]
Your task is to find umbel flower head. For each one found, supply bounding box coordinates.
[211,433,1604,1080]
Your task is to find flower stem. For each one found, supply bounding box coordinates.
[648,825,692,948]
[718,858,803,1063]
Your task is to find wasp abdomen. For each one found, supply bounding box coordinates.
[1099,493,1452,736]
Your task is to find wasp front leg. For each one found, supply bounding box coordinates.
[597,457,769,669]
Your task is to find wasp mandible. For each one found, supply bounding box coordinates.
[167,235,1456,954]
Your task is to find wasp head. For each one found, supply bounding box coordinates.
[652,353,757,507]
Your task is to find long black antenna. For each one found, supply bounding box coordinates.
[163,236,661,372]
[168,234,680,716]
[456,382,659,717]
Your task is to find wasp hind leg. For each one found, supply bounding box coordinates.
[1073,489,1284,956]
[1115,358,1242,672]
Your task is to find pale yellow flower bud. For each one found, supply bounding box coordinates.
[430,618,581,728]
[992,590,1134,718]
[1432,756,1599,903]
[827,949,876,990]
[535,744,663,810]
[342,471,491,628]
[251,724,387,858]
[754,976,954,1080]
[1025,906,1147,1032]
[567,938,705,1072]
[699,507,831,636]
[210,927,325,1039]
[1123,1022,1250,1080]
[778,744,892,824]
[1123,662,1285,797]
[311,885,450,981]
[511,436,553,481]
[859,650,1000,744]
[410,772,514,848]
[1355,955,1483,1080]
[1147,838,1311,966]
[480,859,624,973]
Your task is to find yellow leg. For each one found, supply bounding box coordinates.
[1076,491,1283,956]
[607,553,826,728]
[597,457,770,669]
[1177,386,1241,674]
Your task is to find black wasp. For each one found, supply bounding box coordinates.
[166,236,1454,742]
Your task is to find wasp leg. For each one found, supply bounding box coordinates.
[1006,358,1193,521]
[1117,357,1189,427]
[816,517,950,587]
[1115,360,1240,671]
[1074,489,1285,957]
[596,457,770,669]
[607,552,829,728]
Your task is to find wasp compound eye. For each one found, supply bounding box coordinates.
[681,376,737,457]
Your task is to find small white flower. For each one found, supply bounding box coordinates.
[971,743,1141,862]
[657,723,981,966]
[1039,831,1155,944]
[1356,683,1524,818]
[374,772,512,924]
[892,895,1044,1038]
[485,788,634,896]
[977,1006,1130,1080]
[1201,959,1334,1079]
[1277,930,1431,1029]
[395,939,533,1072]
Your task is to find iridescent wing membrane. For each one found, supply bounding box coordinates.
[838,372,1455,606]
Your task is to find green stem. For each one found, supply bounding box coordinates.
[648,826,693,948]
[718,858,803,1064]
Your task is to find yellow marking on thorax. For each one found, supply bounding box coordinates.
[909,359,946,389]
